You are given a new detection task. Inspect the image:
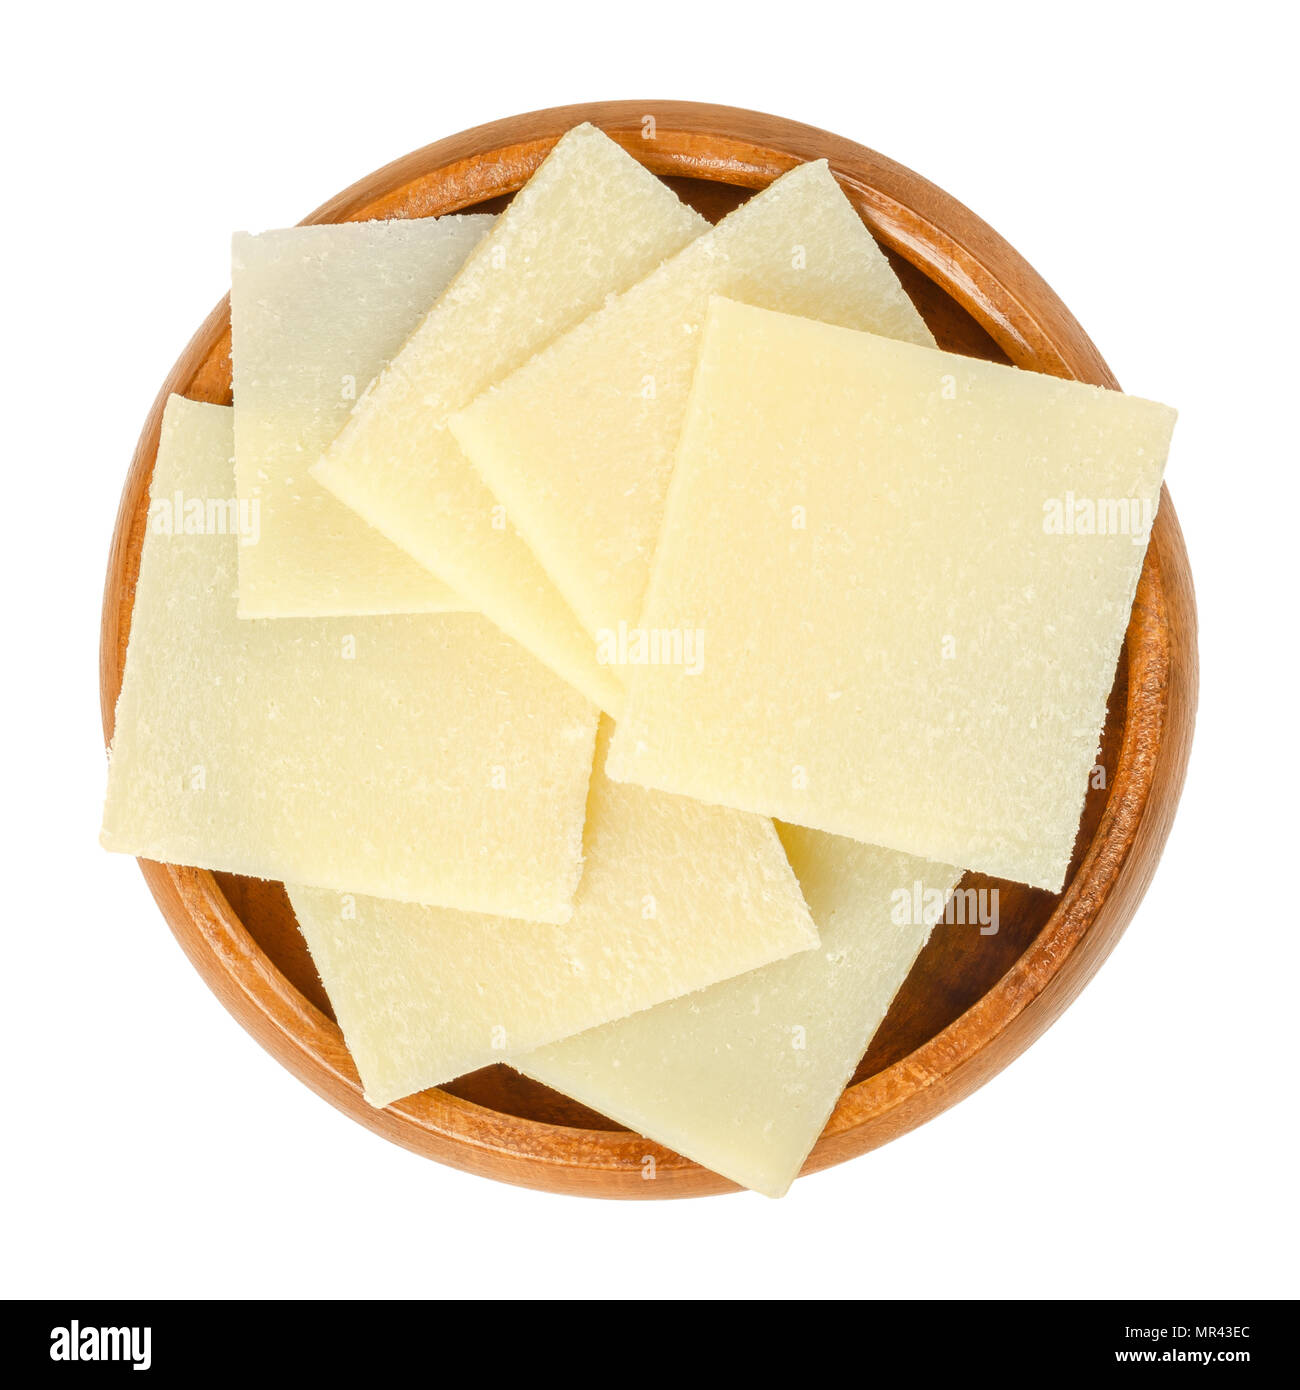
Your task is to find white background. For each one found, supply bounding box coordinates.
[3,2,1296,1301]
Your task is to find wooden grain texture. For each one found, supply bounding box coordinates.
[99,101,1198,1198]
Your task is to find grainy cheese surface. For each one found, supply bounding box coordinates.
[518,828,961,1196]
[102,397,598,922]
[288,724,818,1105]
[232,215,490,616]
[313,124,707,712]
[607,298,1176,891]
[450,159,932,649]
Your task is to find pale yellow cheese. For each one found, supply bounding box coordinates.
[287,723,818,1106]
[231,215,490,617]
[312,124,707,712]
[517,828,962,1197]
[449,159,932,649]
[102,397,598,923]
[607,299,1176,891]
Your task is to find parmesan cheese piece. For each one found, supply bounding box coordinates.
[516,828,962,1197]
[608,298,1176,891]
[231,215,491,617]
[449,159,932,650]
[102,397,597,923]
[312,124,707,712]
[287,723,818,1105]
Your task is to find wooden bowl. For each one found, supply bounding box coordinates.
[99,101,1198,1198]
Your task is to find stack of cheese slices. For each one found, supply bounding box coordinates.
[102,124,1175,1197]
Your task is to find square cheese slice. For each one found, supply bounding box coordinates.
[231,214,491,617]
[450,159,933,650]
[286,723,818,1105]
[102,396,598,923]
[312,124,707,713]
[516,828,962,1197]
[607,298,1176,892]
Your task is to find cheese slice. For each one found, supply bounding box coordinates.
[102,397,598,923]
[516,828,962,1197]
[449,159,932,650]
[232,215,491,617]
[287,723,818,1105]
[608,298,1176,891]
[312,124,707,712]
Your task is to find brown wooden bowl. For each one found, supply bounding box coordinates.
[99,101,1197,1198]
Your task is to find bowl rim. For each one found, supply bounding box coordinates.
[99,100,1198,1199]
